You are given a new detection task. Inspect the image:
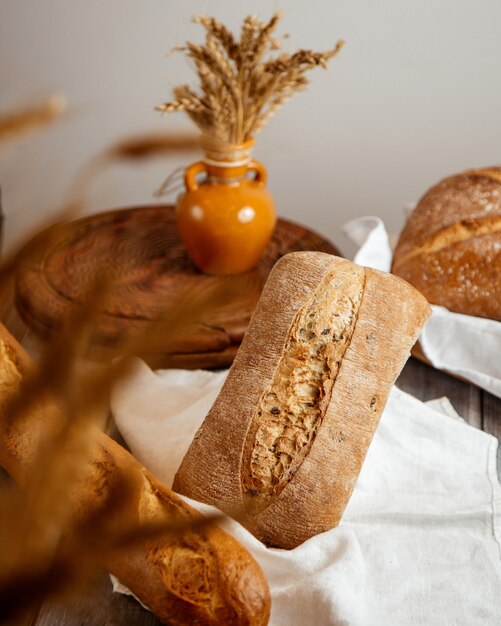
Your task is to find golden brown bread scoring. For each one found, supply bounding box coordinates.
[0,325,270,626]
[392,167,501,320]
[241,264,365,517]
[173,252,430,549]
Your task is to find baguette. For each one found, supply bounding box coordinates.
[392,167,501,320]
[173,252,430,549]
[0,324,270,626]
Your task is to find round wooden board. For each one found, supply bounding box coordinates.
[15,204,340,368]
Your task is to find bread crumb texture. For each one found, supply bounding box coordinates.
[0,341,22,394]
[142,474,223,613]
[0,340,28,465]
[393,214,501,267]
[141,472,268,623]
[241,264,365,515]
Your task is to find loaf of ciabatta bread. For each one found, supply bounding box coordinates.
[392,167,501,320]
[173,252,430,549]
[0,324,270,626]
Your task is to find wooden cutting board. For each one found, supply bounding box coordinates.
[15,205,340,368]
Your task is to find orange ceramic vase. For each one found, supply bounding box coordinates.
[176,139,276,275]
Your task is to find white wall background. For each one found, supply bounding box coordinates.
[1,0,501,256]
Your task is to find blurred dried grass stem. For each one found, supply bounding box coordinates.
[0,94,66,145]
[0,233,251,621]
[69,131,200,203]
[0,83,254,622]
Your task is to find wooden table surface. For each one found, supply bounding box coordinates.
[2,288,500,626]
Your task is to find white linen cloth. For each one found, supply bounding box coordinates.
[343,217,501,399]
[111,361,501,626]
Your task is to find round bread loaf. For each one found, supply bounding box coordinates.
[392,167,501,320]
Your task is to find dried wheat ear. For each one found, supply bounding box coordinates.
[156,12,344,144]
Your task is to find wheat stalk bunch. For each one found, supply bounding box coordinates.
[156,13,344,144]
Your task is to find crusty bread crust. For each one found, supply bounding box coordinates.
[173,252,430,549]
[0,324,270,626]
[241,263,365,516]
[392,167,501,320]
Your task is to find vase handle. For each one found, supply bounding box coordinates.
[184,161,208,191]
[247,160,267,185]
